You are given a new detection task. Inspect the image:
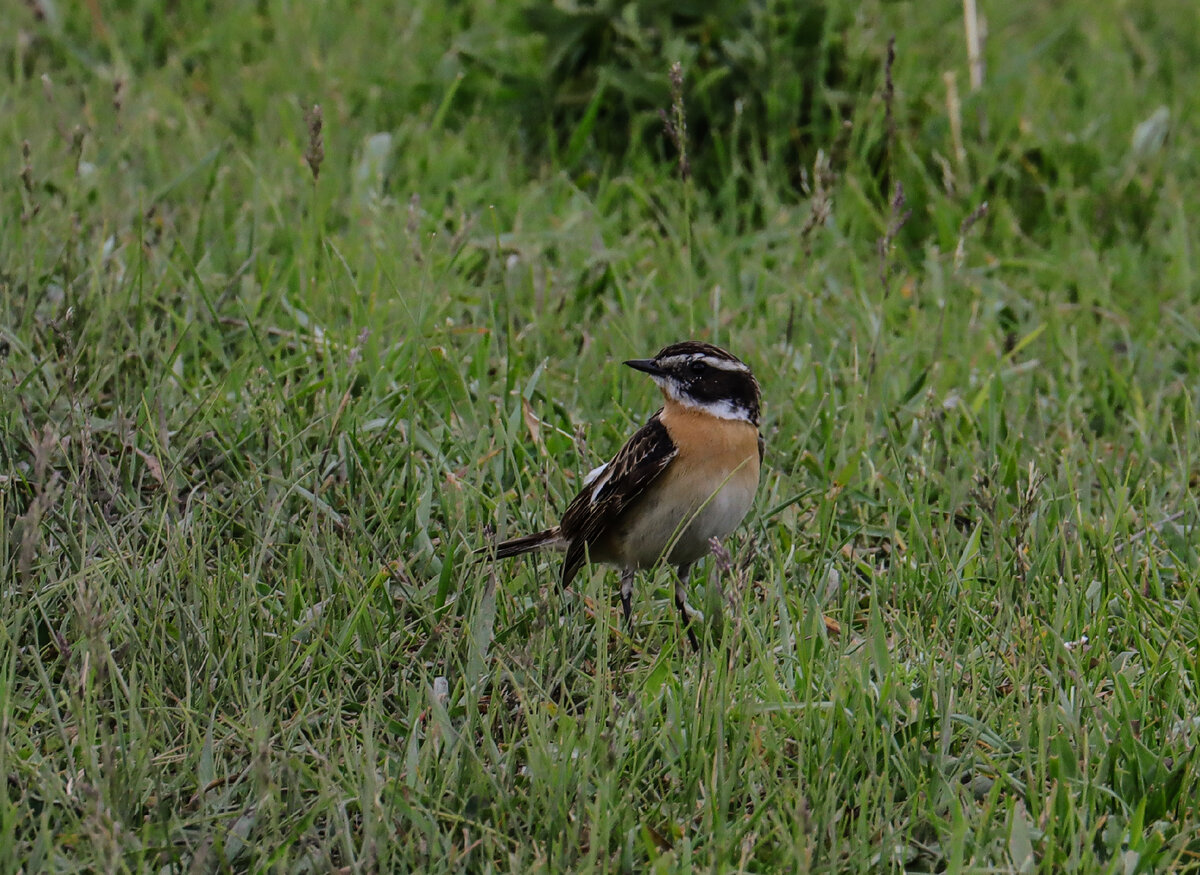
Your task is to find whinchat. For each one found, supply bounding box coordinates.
[484,341,763,650]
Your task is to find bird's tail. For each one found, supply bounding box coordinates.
[480,527,566,560]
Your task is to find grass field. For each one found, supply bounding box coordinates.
[3,1,1200,871]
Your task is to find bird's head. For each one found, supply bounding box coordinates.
[624,341,761,425]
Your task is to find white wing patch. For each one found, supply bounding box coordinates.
[586,462,613,505]
[583,462,609,486]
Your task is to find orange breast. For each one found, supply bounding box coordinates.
[658,404,761,485]
[596,403,761,569]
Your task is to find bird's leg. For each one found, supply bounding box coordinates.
[674,563,700,651]
[620,567,635,628]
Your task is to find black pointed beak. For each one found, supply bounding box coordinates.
[624,358,664,377]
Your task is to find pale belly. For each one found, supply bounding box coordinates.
[598,467,758,569]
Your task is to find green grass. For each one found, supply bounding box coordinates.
[3,1,1200,871]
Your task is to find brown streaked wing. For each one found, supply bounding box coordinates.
[558,411,678,587]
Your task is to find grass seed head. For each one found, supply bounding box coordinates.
[658,61,690,181]
[20,139,33,194]
[305,103,325,181]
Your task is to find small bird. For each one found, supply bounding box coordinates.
[484,341,763,649]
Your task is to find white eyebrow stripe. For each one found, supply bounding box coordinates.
[655,355,689,369]
[656,354,749,373]
[700,356,750,372]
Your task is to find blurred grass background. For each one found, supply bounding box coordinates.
[2,0,1200,871]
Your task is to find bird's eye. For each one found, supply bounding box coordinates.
[689,360,707,375]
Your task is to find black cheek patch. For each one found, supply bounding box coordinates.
[689,371,739,399]
[685,371,761,423]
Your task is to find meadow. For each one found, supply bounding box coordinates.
[2,1,1200,871]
